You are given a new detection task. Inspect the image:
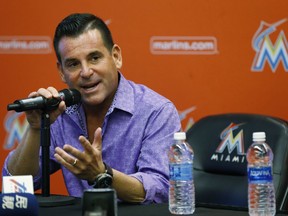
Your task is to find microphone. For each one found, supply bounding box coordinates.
[0,193,38,216]
[7,89,81,112]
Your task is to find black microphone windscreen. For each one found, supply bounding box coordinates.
[60,89,81,107]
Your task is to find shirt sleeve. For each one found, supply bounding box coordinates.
[2,151,15,177]
[129,102,181,203]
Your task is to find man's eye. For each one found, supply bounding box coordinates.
[66,62,79,68]
[91,56,99,61]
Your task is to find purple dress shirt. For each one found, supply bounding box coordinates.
[2,72,181,203]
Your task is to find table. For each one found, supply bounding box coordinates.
[38,199,288,216]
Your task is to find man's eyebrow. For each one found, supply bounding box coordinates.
[88,50,102,57]
[64,57,78,64]
[63,51,103,64]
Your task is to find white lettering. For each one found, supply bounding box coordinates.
[0,40,49,50]
[225,155,231,162]
[211,154,218,161]
[0,36,52,54]
[210,153,246,163]
[150,36,218,55]
[250,170,271,177]
[15,195,28,209]
[2,196,15,210]
[220,154,224,161]
[232,156,240,162]
[152,40,215,51]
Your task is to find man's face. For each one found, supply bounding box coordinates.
[57,29,122,107]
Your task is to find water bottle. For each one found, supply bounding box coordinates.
[168,132,195,215]
[246,132,276,216]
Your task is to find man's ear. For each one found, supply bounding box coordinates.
[57,62,67,83]
[112,44,122,69]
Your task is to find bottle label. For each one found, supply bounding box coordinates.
[169,163,193,181]
[248,166,273,183]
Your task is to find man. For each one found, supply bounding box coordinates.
[2,13,181,203]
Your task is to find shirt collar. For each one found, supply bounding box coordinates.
[110,72,135,115]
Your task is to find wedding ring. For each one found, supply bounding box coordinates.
[72,158,78,166]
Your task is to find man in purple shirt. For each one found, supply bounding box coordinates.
[2,13,181,203]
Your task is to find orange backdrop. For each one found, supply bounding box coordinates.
[1,0,287,195]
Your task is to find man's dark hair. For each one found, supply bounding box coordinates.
[53,13,114,63]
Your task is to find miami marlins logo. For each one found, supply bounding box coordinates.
[251,18,288,72]
[178,106,197,131]
[3,112,28,150]
[211,122,246,163]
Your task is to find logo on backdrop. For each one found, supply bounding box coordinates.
[3,112,28,150]
[251,18,288,72]
[211,123,246,163]
[150,36,218,55]
[0,36,52,54]
[178,106,197,131]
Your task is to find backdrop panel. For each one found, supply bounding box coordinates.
[1,0,287,195]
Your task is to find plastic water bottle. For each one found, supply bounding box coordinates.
[246,132,276,216]
[168,132,195,215]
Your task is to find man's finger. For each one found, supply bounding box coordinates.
[92,127,102,151]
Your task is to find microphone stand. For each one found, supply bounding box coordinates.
[36,111,76,207]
